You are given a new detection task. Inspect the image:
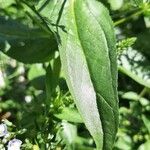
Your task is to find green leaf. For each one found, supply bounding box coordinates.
[138,140,150,150]
[0,17,57,63]
[142,115,150,134]
[118,66,150,88]
[108,0,124,10]
[45,57,61,99]
[28,64,46,90]
[54,107,83,123]
[45,64,53,100]
[60,121,77,149]
[122,91,150,106]
[28,64,45,80]
[0,0,15,8]
[57,0,119,149]
[115,133,132,150]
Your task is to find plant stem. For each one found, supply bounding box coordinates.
[139,87,148,98]
[114,2,150,26]
[114,9,144,26]
[19,0,53,34]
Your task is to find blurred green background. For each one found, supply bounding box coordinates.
[0,0,150,149]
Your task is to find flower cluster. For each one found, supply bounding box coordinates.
[0,123,22,150]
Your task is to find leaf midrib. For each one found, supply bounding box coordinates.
[72,1,117,149]
[72,0,104,149]
[85,1,116,101]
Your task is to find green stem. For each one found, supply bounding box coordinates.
[114,9,144,26]
[26,11,51,34]
[139,87,148,98]
[114,2,150,26]
[19,0,53,34]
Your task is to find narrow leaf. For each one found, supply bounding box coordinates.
[54,107,83,123]
[46,64,54,100]
[45,57,61,99]
[57,0,119,149]
[142,115,150,134]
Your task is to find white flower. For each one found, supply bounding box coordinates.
[0,123,8,137]
[0,70,5,88]
[7,139,22,150]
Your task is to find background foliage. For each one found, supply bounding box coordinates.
[0,0,150,149]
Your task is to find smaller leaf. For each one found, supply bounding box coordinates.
[0,17,57,63]
[0,0,15,8]
[122,91,149,106]
[108,0,124,10]
[28,64,46,90]
[54,107,83,123]
[122,91,139,101]
[115,134,132,150]
[51,57,61,91]
[142,115,150,134]
[138,140,150,150]
[45,57,61,99]
[45,64,53,99]
[61,121,77,145]
[118,66,150,88]
[28,64,45,80]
